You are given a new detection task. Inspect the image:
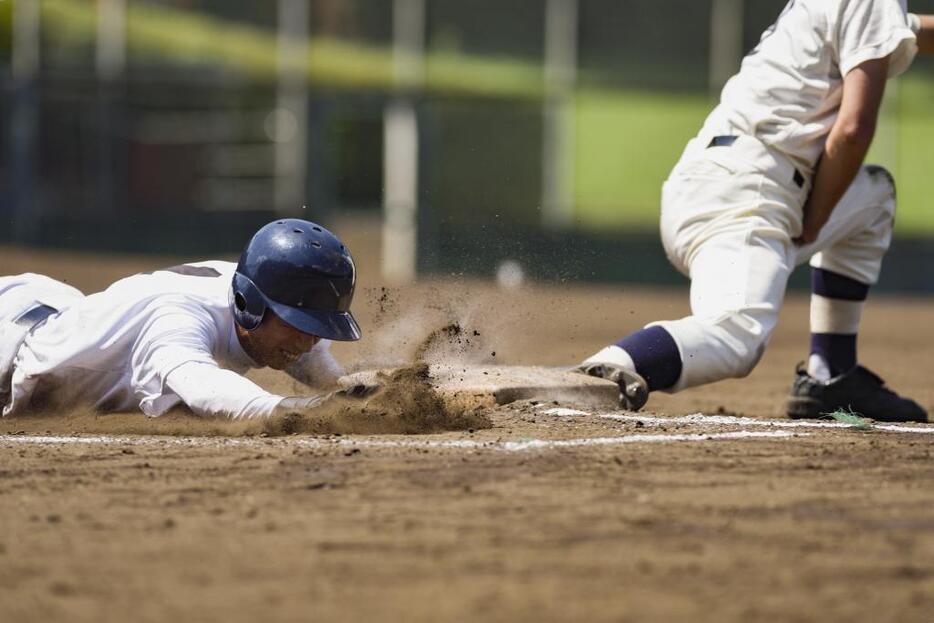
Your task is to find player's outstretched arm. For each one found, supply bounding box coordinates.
[794,56,889,246]
[165,361,377,420]
[164,362,284,419]
[912,14,934,54]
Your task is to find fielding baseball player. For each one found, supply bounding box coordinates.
[0,219,367,419]
[579,1,933,422]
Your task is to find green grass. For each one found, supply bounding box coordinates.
[573,88,713,229]
[891,77,934,234]
[827,408,872,429]
[40,0,543,97]
[572,77,934,233]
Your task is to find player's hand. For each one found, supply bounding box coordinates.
[793,219,823,246]
[335,383,381,399]
[794,199,831,246]
[277,393,333,413]
[276,384,380,415]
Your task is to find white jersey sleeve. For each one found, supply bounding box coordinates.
[836,0,917,77]
[131,303,282,418]
[164,363,282,419]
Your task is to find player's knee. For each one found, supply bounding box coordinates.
[704,310,772,379]
[731,345,764,378]
[725,337,765,378]
[864,164,896,206]
[864,164,894,189]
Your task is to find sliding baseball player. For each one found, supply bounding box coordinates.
[0,219,363,419]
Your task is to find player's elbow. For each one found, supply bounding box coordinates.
[833,118,876,150]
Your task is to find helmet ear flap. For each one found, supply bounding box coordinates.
[231,273,266,331]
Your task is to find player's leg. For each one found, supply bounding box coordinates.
[0,273,83,323]
[0,274,84,409]
[788,165,925,421]
[580,214,796,408]
[578,142,802,409]
[796,165,895,380]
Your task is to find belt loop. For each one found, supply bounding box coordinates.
[708,134,806,189]
[707,135,738,148]
[13,304,59,331]
[793,169,805,189]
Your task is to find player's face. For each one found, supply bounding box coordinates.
[242,310,321,370]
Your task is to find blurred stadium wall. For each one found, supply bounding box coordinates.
[1,0,932,290]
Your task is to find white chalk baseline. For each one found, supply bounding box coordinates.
[536,406,934,434]
[0,408,929,453]
[0,429,800,452]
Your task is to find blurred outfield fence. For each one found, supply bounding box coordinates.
[1,0,933,290]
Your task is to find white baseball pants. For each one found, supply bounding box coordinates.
[655,134,895,391]
[0,274,84,403]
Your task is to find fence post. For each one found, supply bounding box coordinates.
[709,0,744,95]
[382,0,425,284]
[542,0,578,230]
[96,0,127,219]
[10,0,41,243]
[275,0,310,215]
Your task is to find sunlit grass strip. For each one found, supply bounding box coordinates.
[573,77,934,232]
[40,0,543,97]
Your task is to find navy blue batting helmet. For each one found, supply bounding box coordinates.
[230,219,361,341]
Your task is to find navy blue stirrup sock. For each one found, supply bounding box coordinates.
[810,268,869,376]
[810,334,857,376]
[615,326,682,391]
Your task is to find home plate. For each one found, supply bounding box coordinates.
[339,364,620,410]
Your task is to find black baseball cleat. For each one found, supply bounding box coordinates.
[786,363,928,423]
[575,362,649,411]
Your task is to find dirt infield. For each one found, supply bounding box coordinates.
[1,246,934,622]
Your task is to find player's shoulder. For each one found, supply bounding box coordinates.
[829,0,908,20]
[102,259,234,310]
[145,260,236,279]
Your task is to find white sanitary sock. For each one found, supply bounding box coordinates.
[806,353,832,382]
[582,345,638,372]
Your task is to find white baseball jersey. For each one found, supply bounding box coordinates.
[0,262,343,418]
[700,0,917,172]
